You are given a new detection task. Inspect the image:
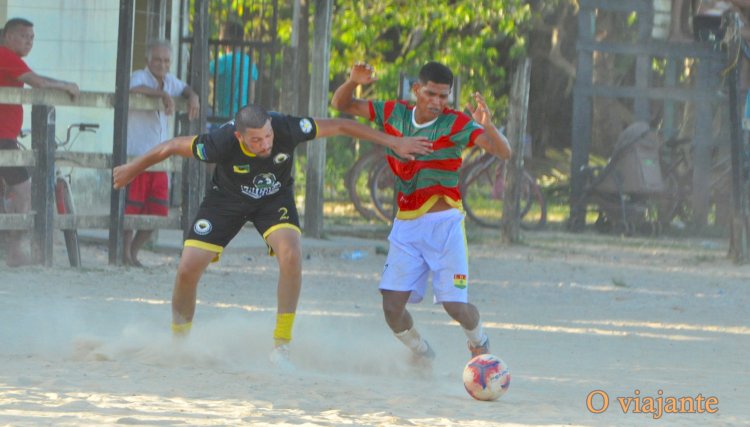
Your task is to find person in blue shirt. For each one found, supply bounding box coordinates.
[210,20,258,120]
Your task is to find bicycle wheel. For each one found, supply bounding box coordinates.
[519,170,547,230]
[345,149,384,222]
[369,158,396,223]
[55,177,81,267]
[460,157,504,228]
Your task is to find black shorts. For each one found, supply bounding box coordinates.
[185,186,300,258]
[0,139,30,186]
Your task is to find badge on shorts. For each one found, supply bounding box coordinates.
[194,219,213,235]
[299,118,313,134]
[453,273,467,289]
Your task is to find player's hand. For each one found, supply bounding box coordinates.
[390,136,433,161]
[161,92,176,115]
[112,164,136,189]
[466,92,492,126]
[65,82,80,100]
[348,62,378,86]
[187,93,200,120]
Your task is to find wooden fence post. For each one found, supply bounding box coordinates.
[501,58,532,244]
[182,0,209,239]
[728,46,749,263]
[108,0,134,265]
[304,0,333,238]
[30,105,55,266]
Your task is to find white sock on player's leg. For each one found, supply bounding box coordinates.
[395,327,430,355]
[463,321,487,347]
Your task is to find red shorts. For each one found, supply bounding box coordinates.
[125,172,169,215]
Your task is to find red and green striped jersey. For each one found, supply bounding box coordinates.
[368,100,484,219]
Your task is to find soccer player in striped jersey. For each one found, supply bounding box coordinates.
[332,61,511,367]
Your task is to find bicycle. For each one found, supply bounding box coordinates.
[359,144,500,224]
[361,144,547,229]
[460,149,547,230]
[344,144,391,222]
[368,156,396,222]
[54,123,99,267]
[366,147,485,223]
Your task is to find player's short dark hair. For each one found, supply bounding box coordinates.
[235,104,271,131]
[221,20,245,41]
[418,61,453,87]
[3,18,33,35]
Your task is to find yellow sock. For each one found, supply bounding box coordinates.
[172,322,192,336]
[273,313,295,344]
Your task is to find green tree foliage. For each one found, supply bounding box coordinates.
[321,0,537,200]
[194,0,546,201]
[329,0,533,118]
[197,0,278,42]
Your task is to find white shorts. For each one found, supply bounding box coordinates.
[379,209,469,304]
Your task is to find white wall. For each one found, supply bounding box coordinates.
[4,1,183,212]
[6,0,119,153]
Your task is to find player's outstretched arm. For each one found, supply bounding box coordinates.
[112,135,196,189]
[331,62,377,119]
[315,118,432,161]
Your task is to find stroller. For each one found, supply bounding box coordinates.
[574,121,666,235]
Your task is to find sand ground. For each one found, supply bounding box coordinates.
[0,228,748,426]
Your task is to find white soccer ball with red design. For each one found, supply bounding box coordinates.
[462,354,510,401]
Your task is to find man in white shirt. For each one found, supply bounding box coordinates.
[124,39,199,266]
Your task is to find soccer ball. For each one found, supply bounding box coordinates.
[462,354,511,401]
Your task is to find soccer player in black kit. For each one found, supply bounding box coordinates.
[113,104,432,368]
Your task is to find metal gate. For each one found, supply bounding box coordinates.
[176,0,280,125]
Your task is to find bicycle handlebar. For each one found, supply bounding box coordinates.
[76,123,100,131]
[60,123,99,148]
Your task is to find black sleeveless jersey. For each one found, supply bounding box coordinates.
[191,112,318,202]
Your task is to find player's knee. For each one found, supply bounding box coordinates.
[175,262,202,285]
[382,296,405,319]
[275,244,301,268]
[443,301,471,321]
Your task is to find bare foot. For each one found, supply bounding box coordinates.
[128,250,144,268]
[123,253,141,267]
